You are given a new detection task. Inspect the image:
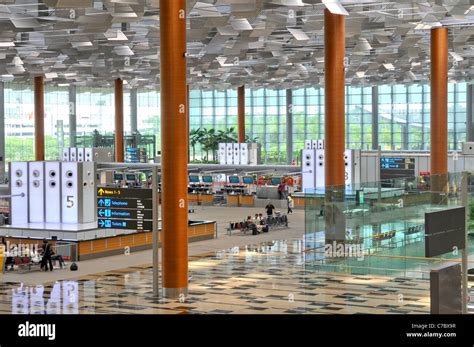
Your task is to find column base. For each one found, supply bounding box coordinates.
[162,287,188,299]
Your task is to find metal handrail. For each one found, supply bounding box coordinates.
[0,193,25,199]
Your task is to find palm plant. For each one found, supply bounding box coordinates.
[190,127,239,162]
[245,134,259,143]
[217,127,238,143]
[190,128,204,161]
[199,128,214,161]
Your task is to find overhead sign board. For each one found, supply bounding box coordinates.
[380,157,416,179]
[97,187,153,232]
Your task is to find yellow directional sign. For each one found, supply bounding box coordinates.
[96,187,151,199]
[97,188,123,196]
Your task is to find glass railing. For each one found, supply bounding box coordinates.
[304,173,467,280]
[299,172,474,313]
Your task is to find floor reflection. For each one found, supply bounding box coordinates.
[12,281,79,314]
[0,239,432,314]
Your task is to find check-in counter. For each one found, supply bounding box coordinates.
[188,193,214,206]
[227,194,255,207]
[77,220,217,260]
[198,193,214,206]
[227,194,239,206]
[239,195,254,207]
[293,196,306,208]
[188,193,199,204]
[2,220,217,261]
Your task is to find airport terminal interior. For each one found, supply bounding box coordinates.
[0,0,474,316]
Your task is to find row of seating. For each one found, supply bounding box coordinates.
[227,214,289,236]
[227,221,269,235]
[266,214,289,228]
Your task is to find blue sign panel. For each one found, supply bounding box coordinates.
[98,219,153,231]
[97,187,153,232]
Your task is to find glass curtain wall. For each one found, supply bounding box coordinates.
[245,89,287,163]
[5,83,35,162]
[449,82,467,150]
[379,84,429,150]
[76,87,131,140]
[346,86,373,150]
[44,86,69,160]
[292,88,324,157]
[137,89,160,154]
[292,86,373,153]
[5,83,69,162]
[189,89,238,161]
[2,82,469,165]
[378,83,467,151]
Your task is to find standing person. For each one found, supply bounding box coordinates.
[40,240,53,272]
[265,201,276,217]
[1,237,6,253]
[277,183,283,200]
[319,203,325,217]
[287,196,294,214]
[282,182,289,200]
[254,214,261,224]
[1,237,11,272]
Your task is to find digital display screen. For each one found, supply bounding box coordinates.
[229,176,240,184]
[271,177,282,185]
[380,157,415,170]
[380,157,416,180]
[189,175,200,183]
[202,176,213,183]
[243,176,254,184]
[126,174,136,181]
[114,173,124,181]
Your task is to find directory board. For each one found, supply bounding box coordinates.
[97,187,153,232]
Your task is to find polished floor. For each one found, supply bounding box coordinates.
[0,238,433,314]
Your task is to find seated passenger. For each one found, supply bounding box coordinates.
[250,223,258,235]
[51,246,66,269]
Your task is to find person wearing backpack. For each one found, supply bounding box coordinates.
[40,240,53,272]
[287,195,294,214]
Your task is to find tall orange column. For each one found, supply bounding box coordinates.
[114,78,124,162]
[34,76,44,161]
[431,28,448,199]
[160,0,188,298]
[324,9,346,243]
[186,85,190,162]
[324,9,345,188]
[238,85,245,143]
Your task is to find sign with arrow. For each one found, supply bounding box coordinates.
[98,219,153,231]
[97,187,153,232]
[97,208,152,220]
[97,198,152,210]
[97,187,152,199]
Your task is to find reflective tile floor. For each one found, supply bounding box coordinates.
[0,239,432,314]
